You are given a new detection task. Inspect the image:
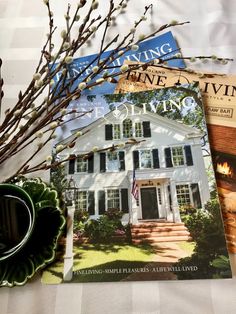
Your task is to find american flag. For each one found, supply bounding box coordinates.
[131,168,139,200]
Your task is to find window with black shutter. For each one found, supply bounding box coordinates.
[143,121,151,138]
[164,148,173,168]
[105,124,113,140]
[98,190,105,214]
[184,145,194,166]
[87,153,94,173]
[119,151,125,171]
[191,183,202,209]
[121,189,129,213]
[68,154,76,174]
[100,152,106,172]
[88,191,95,215]
[133,150,139,169]
[152,149,160,169]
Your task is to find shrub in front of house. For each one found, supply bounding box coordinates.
[174,192,230,279]
[74,209,90,223]
[84,209,126,243]
[73,209,90,238]
[104,208,123,221]
[84,219,100,241]
[179,204,197,215]
[84,216,117,242]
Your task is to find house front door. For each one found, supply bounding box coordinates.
[140,187,159,219]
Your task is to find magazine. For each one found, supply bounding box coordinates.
[42,83,232,284]
[115,62,236,253]
[53,31,185,96]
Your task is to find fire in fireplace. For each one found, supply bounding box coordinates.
[212,151,236,187]
[216,161,233,178]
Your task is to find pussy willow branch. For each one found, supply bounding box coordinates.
[97,0,115,63]
[50,1,130,96]
[0,0,233,182]
[10,131,54,180]
[4,136,145,183]
[55,4,181,95]
[110,57,233,85]
[8,110,93,158]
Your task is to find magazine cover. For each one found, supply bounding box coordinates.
[52,31,185,96]
[42,83,232,283]
[115,62,236,253]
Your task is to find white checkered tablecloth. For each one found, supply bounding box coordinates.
[1,1,236,313]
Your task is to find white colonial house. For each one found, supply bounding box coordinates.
[58,103,210,224]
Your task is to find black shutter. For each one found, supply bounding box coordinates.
[164,147,173,168]
[87,153,94,173]
[105,124,113,140]
[88,191,95,215]
[68,154,76,174]
[191,183,202,209]
[152,149,160,169]
[133,150,139,169]
[100,152,106,172]
[184,145,193,166]
[119,151,125,171]
[167,185,172,211]
[121,189,129,213]
[143,121,151,137]
[98,190,105,214]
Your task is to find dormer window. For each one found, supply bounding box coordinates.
[134,122,143,137]
[113,124,121,139]
[105,120,151,140]
[123,119,133,138]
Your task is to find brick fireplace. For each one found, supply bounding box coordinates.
[208,124,236,253]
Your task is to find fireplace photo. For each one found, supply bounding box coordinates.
[212,151,236,191]
[212,150,236,253]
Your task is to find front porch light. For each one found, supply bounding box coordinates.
[65,176,78,206]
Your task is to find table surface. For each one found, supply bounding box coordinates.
[1,0,236,313]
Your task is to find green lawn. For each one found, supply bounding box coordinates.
[41,242,156,284]
[177,241,195,254]
[42,241,195,284]
[71,242,156,282]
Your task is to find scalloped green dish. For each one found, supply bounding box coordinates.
[0,180,65,287]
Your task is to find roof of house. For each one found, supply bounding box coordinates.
[56,102,203,146]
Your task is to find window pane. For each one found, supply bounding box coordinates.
[113,124,121,139]
[78,191,87,210]
[77,156,87,172]
[123,119,133,138]
[172,147,184,166]
[135,122,143,137]
[140,150,152,168]
[107,152,119,171]
[176,184,191,206]
[107,189,120,209]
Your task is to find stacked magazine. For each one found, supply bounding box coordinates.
[115,62,236,254]
[42,31,233,284]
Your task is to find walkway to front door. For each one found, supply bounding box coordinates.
[123,241,191,281]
